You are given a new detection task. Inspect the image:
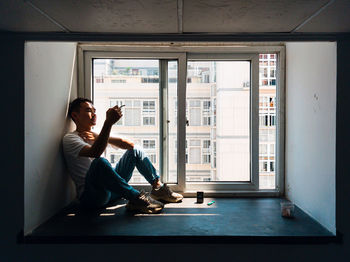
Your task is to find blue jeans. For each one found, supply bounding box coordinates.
[80,146,160,209]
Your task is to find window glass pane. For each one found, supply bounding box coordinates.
[186,61,250,182]
[143,116,155,126]
[259,53,277,189]
[93,59,160,184]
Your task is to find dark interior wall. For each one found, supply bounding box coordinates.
[1,38,25,255]
[336,39,350,252]
[1,34,350,261]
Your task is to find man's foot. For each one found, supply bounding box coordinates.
[126,190,164,214]
[151,183,183,203]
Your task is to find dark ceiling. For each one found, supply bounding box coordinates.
[0,0,349,34]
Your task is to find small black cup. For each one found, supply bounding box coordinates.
[197,191,204,203]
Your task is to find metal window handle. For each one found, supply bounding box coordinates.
[186,119,189,126]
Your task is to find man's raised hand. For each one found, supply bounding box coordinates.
[106,105,123,125]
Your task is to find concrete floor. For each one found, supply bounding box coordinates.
[25,198,335,243]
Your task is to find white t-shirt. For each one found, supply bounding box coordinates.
[62,131,94,198]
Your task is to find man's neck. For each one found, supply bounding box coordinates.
[76,126,92,133]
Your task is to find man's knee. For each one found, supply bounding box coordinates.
[127,146,145,160]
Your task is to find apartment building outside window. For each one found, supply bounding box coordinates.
[259,54,277,189]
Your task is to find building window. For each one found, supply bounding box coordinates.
[203,154,211,164]
[203,101,211,111]
[143,140,155,149]
[259,96,276,127]
[143,101,155,112]
[203,140,210,149]
[203,100,211,126]
[142,100,156,126]
[270,69,276,78]
[203,116,211,126]
[202,139,211,164]
[259,161,268,172]
[259,160,275,172]
[143,117,155,125]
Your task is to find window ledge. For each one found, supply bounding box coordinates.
[21,197,337,244]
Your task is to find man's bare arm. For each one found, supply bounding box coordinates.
[78,120,113,158]
[82,131,134,150]
[108,137,134,150]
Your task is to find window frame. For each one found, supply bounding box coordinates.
[78,44,285,196]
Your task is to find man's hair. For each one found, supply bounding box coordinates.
[68,98,93,119]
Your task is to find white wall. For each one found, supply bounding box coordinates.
[25,42,77,234]
[285,42,336,234]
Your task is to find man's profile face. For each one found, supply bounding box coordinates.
[72,102,96,127]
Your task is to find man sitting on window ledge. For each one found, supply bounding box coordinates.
[62,98,183,214]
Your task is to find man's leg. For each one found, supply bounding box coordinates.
[80,157,140,209]
[114,146,160,186]
[114,146,182,203]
